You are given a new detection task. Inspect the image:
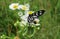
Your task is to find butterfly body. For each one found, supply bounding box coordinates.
[27,10,45,24]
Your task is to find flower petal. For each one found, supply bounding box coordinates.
[9,3,19,10]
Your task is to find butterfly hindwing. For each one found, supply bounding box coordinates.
[28,16,34,23]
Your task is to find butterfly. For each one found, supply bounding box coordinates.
[27,10,45,25]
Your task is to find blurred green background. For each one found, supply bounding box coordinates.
[0,0,60,39]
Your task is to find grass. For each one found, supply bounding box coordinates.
[0,0,60,39]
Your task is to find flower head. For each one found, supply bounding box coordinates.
[34,18,39,24]
[19,4,30,10]
[18,12,23,16]
[20,15,28,22]
[20,11,29,22]
[35,24,40,26]
[33,18,40,26]
[20,21,27,26]
[28,11,34,15]
[9,3,19,10]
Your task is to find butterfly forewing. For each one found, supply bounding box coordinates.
[32,10,45,17]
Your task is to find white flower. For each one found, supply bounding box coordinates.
[34,18,40,23]
[18,5,23,10]
[24,10,29,16]
[20,14,28,23]
[31,23,40,26]
[20,11,29,23]
[35,24,40,26]
[25,4,30,8]
[18,12,23,16]
[9,3,19,10]
[19,4,30,10]
[33,18,40,26]
[20,21,27,26]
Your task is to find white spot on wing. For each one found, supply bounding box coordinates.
[40,13,42,15]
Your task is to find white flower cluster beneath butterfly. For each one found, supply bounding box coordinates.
[9,3,40,26]
[18,11,40,26]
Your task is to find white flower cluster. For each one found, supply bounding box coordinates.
[9,3,30,10]
[9,3,40,26]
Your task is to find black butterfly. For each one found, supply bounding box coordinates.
[27,10,45,24]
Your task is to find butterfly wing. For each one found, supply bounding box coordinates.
[28,10,45,24]
[32,10,45,17]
